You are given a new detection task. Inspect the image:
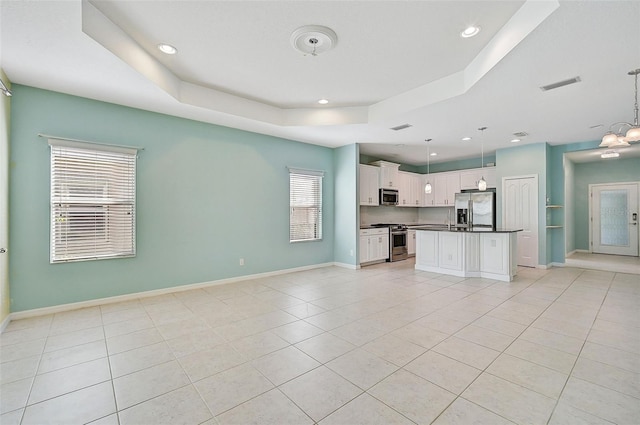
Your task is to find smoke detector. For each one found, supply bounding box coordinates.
[291,25,338,56]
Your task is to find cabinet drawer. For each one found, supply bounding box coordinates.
[360,228,388,236]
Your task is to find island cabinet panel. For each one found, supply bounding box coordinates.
[416,230,438,267]
[439,232,463,271]
[465,233,480,272]
[480,233,508,275]
[415,229,519,282]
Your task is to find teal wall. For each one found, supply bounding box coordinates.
[9,85,336,311]
[333,144,358,266]
[417,155,496,174]
[573,157,640,251]
[495,143,547,266]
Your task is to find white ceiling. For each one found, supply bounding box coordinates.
[1,0,639,166]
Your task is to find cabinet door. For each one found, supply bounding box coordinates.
[480,233,508,274]
[397,172,411,207]
[378,234,390,260]
[439,232,462,270]
[434,174,448,206]
[483,167,496,188]
[359,235,370,263]
[408,230,416,255]
[460,170,481,190]
[410,174,422,206]
[359,165,379,206]
[416,231,438,266]
[379,165,399,189]
[446,173,461,205]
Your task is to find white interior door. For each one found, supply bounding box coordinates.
[503,176,538,267]
[591,183,639,256]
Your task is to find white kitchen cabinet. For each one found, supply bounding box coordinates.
[438,232,463,271]
[415,229,518,281]
[398,172,422,207]
[459,167,496,190]
[408,229,416,256]
[480,233,509,275]
[359,164,380,206]
[359,228,389,264]
[432,172,459,207]
[370,160,400,189]
[416,230,438,267]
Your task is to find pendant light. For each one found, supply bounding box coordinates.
[478,127,487,191]
[424,139,432,194]
[600,68,640,148]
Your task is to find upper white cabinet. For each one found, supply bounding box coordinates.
[426,172,459,207]
[370,161,400,189]
[398,171,422,207]
[359,164,380,206]
[460,167,496,190]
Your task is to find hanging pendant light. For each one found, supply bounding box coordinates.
[478,127,487,191]
[424,139,432,194]
[601,68,640,148]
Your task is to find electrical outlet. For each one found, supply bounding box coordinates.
[239,258,244,266]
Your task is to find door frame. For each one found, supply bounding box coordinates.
[502,174,539,267]
[588,181,640,256]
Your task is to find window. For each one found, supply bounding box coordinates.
[289,168,323,242]
[49,139,137,263]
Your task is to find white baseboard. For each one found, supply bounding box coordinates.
[566,250,577,257]
[0,314,10,333]
[333,262,358,270]
[7,262,336,322]
[550,262,566,268]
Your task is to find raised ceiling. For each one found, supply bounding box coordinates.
[1,0,639,165]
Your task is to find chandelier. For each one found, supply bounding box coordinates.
[600,68,640,148]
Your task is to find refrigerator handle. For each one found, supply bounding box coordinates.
[468,199,473,228]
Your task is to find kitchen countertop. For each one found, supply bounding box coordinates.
[413,226,522,233]
[360,223,446,229]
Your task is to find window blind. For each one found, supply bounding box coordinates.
[49,139,137,263]
[289,168,323,242]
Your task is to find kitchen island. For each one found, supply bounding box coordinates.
[414,227,521,282]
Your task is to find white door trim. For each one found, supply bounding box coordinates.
[502,174,539,267]
[589,181,640,256]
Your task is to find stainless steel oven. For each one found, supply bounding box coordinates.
[389,225,408,262]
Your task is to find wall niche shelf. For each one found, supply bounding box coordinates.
[546,204,563,229]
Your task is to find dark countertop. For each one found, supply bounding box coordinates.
[413,227,522,233]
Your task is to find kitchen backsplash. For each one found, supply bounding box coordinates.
[360,205,454,226]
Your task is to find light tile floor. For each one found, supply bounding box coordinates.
[1,259,639,424]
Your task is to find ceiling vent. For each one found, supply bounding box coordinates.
[540,76,581,91]
[513,131,529,137]
[390,123,412,131]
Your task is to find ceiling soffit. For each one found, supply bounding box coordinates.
[81,0,558,128]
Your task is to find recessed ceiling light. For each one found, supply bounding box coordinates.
[318,99,329,104]
[157,43,178,55]
[430,152,437,156]
[511,139,521,143]
[460,26,480,38]
[462,137,472,141]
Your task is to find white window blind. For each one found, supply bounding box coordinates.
[49,139,137,263]
[289,168,323,242]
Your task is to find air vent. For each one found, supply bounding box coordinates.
[540,76,581,91]
[390,123,412,131]
[513,131,529,137]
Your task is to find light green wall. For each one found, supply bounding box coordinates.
[0,69,10,324]
[495,143,547,266]
[333,144,358,266]
[418,155,496,174]
[9,85,336,311]
[573,157,640,251]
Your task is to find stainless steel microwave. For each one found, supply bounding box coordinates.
[379,188,399,206]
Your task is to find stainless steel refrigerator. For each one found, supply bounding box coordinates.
[454,190,496,230]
